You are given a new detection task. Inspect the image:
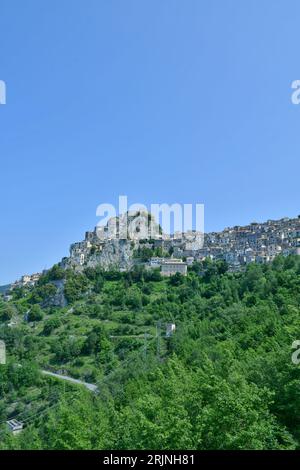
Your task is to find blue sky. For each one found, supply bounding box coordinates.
[0,0,300,284]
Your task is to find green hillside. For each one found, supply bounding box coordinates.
[0,285,10,294]
[0,255,300,450]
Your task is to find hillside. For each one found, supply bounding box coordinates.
[0,255,300,449]
[0,285,10,294]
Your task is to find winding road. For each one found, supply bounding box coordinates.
[41,370,98,392]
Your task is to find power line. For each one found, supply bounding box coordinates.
[0,325,164,434]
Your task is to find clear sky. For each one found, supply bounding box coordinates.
[0,0,300,285]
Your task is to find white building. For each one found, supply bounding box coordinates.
[6,419,23,435]
[166,323,176,337]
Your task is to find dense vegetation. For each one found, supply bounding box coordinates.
[0,255,300,449]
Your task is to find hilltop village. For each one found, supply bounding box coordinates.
[10,214,300,289]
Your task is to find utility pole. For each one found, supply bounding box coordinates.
[156,321,161,361]
[143,332,148,363]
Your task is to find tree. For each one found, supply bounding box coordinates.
[0,303,15,321]
[94,275,104,294]
[64,274,89,303]
[169,272,184,286]
[42,317,61,335]
[28,305,43,322]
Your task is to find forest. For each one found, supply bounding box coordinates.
[0,255,300,450]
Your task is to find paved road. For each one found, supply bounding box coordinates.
[41,370,98,392]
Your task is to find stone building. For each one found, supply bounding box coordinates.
[161,259,187,276]
[61,214,300,275]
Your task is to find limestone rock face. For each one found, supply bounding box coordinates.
[64,237,137,272]
[86,239,135,271]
